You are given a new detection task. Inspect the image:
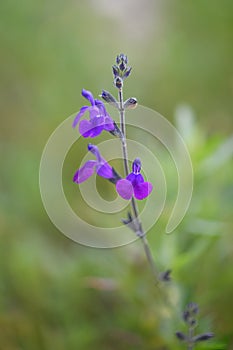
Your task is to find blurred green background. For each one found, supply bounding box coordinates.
[1,0,233,349]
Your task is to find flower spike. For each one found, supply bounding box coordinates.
[112,53,132,83]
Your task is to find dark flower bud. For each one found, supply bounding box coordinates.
[175,331,187,341]
[116,55,121,64]
[114,77,123,89]
[123,67,132,79]
[119,61,126,71]
[112,65,119,78]
[182,310,190,322]
[114,54,131,84]
[124,97,138,110]
[101,90,118,108]
[190,319,197,327]
[116,53,128,64]
[183,302,199,325]
[193,333,214,342]
[187,302,199,315]
[183,313,197,327]
[122,54,128,64]
[121,53,127,62]
[159,269,172,282]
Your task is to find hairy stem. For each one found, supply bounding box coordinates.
[118,87,159,281]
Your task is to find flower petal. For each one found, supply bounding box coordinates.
[95,99,106,115]
[88,144,102,163]
[103,116,115,131]
[133,182,153,200]
[79,119,93,137]
[126,173,136,183]
[91,116,110,136]
[132,158,141,174]
[89,106,99,119]
[127,173,144,186]
[79,119,103,138]
[72,106,89,127]
[73,160,96,184]
[82,89,95,105]
[96,162,113,178]
[116,179,134,200]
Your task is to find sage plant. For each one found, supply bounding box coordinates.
[175,302,214,349]
[72,54,170,282]
[71,54,216,347]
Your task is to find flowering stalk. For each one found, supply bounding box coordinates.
[114,54,161,282]
[73,53,170,282]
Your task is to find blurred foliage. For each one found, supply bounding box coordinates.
[0,0,233,349]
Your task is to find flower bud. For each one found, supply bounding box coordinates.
[123,67,132,79]
[112,65,119,78]
[159,269,172,282]
[116,53,128,65]
[116,55,121,65]
[124,97,138,110]
[187,302,199,315]
[193,333,214,342]
[119,61,126,72]
[101,90,118,108]
[114,54,131,82]
[114,77,123,89]
[175,331,187,341]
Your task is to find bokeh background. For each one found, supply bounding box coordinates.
[1,0,233,349]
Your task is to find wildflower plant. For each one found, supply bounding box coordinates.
[72,54,168,282]
[175,302,214,349]
[39,53,216,348]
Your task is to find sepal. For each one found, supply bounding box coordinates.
[107,167,121,184]
[109,122,123,138]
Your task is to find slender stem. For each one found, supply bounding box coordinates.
[118,88,129,176]
[187,327,194,350]
[118,87,159,281]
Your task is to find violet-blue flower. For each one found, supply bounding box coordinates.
[73,144,116,184]
[72,89,115,138]
[116,158,153,200]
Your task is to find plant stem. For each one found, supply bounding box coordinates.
[118,88,129,176]
[118,87,159,282]
[187,327,194,350]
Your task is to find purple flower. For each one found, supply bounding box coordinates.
[73,89,115,138]
[73,144,116,184]
[116,158,153,200]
